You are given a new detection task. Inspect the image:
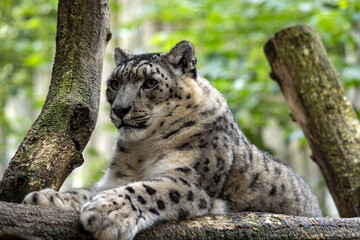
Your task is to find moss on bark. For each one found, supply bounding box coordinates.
[264,24,360,217]
[0,0,111,203]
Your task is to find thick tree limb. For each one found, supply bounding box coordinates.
[0,0,111,203]
[264,24,360,217]
[0,201,359,240]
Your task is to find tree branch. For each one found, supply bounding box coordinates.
[264,24,360,217]
[0,0,111,203]
[0,201,359,239]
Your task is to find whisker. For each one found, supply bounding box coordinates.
[151,113,182,117]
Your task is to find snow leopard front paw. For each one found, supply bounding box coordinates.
[81,191,138,240]
[23,188,83,210]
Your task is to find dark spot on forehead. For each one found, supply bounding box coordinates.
[115,53,170,83]
[122,53,161,66]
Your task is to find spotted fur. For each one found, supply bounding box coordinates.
[23,41,322,240]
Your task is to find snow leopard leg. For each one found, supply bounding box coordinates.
[23,187,100,210]
[81,169,225,240]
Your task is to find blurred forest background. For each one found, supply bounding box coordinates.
[1,0,359,217]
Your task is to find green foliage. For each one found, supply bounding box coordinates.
[0,0,57,163]
[2,0,357,159]
[119,0,360,149]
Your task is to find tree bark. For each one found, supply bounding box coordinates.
[264,24,360,217]
[0,202,359,240]
[0,0,111,203]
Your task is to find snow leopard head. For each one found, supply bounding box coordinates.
[106,41,199,141]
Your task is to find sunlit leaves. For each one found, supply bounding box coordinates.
[130,0,360,148]
[0,0,57,163]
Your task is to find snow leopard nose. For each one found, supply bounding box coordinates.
[112,106,132,119]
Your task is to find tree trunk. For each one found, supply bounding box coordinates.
[264,24,360,217]
[0,202,359,240]
[0,0,111,203]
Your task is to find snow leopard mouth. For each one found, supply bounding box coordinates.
[111,114,150,130]
[118,122,148,130]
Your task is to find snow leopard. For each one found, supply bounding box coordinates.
[23,40,322,240]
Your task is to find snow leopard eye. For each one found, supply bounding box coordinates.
[109,80,120,91]
[143,78,158,89]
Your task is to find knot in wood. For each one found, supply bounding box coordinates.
[70,104,90,130]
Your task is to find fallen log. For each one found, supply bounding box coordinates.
[0,201,359,239]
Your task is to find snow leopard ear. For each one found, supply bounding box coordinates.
[166,41,197,75]
[114,47,132,66]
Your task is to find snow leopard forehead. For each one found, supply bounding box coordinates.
[111,41,197,84]
[112,52,176,84]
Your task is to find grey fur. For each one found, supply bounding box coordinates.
[23,40,322,240]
